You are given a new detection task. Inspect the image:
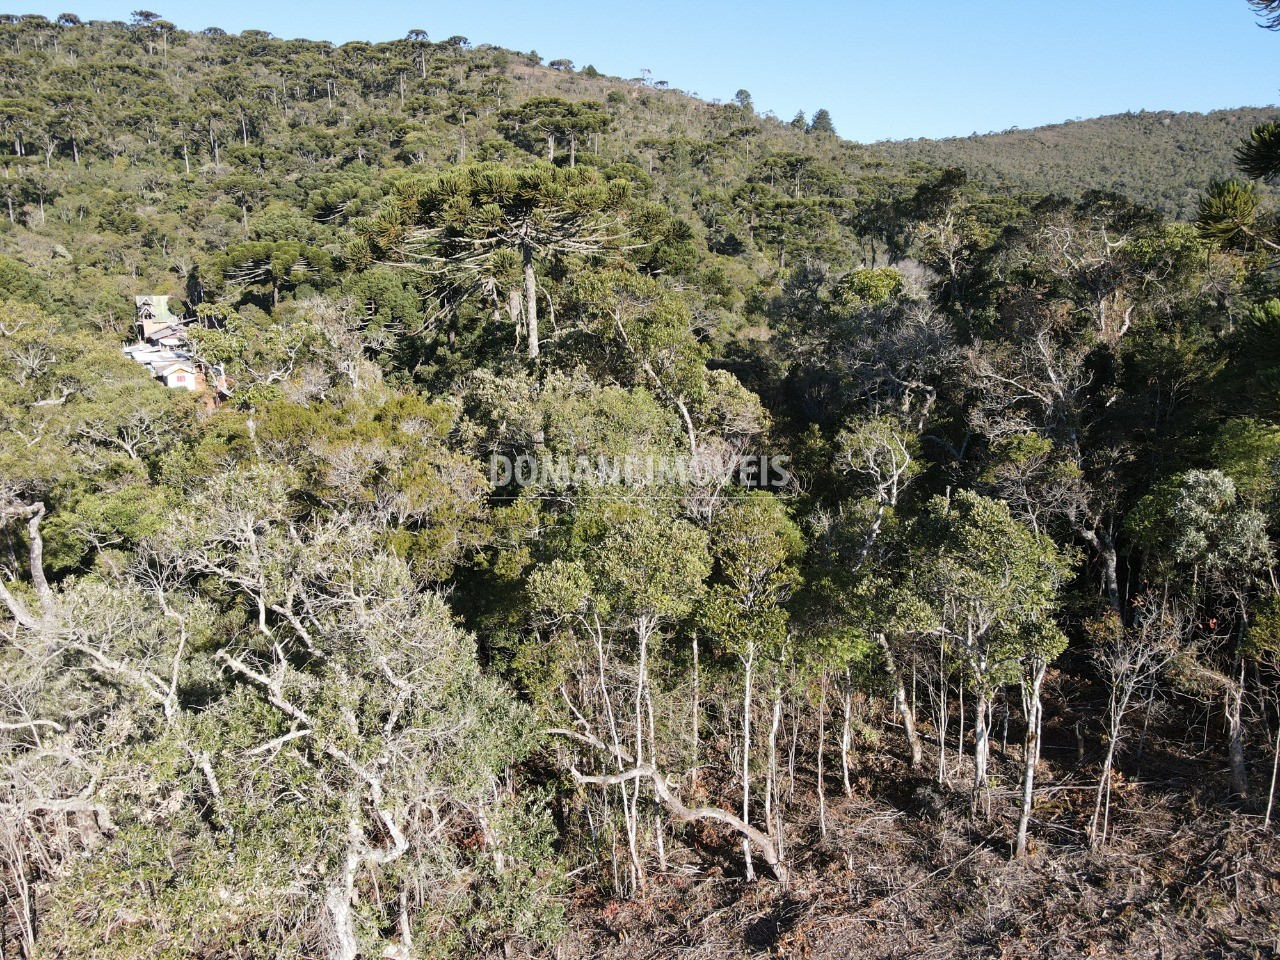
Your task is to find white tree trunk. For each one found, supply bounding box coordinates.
[877,635,924,767]
[326,822,360,960]
[1264,711,1280,830]
[741,646,755,881]
[766,689,784,860]
[840,686,853,797]
[972,691,990,816]
[1016,664,1046,857]
[523,251,539,359]
[1227,663,1250,798]
[817,672,827,837]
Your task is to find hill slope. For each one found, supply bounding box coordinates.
[868,107,1280,218]
[0,15,894,324]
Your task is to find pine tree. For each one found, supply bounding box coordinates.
[808,108,836,135]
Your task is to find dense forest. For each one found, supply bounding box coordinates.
[1,5,1280,959]
[871,107,1280,220]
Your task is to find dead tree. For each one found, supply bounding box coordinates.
[1089,601,1182,849]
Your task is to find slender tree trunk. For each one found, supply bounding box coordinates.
[593,619,638,893]
[1227,661,1250,798]
[19,504,50,605]
[1081,526,1122,614]
[523,247,539,359]
[506,285,522,351]
[1016,662,1046,857]
[543,286,556,334]
[840,684,853,797]
[654,812,667,871]
[741,646,755,881]
[691,635,700,790]
[635,352,698,454]
[878,634,924,767]
[817,671,827,838]
[937,654,949,784]
[1265,706,1280,830]
[630,628,650,891]
[972,690,990,816]
[327,822,360,960]
[1101,540,1121,613]
[397,889,412,955]
[1090,731,1119,849]
[1001,696,1010,756]
[787,697,799,803]
[766,687,783,857]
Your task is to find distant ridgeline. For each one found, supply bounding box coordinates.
[869,108,1280,220]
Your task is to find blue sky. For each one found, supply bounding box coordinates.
[20,1,1280,142]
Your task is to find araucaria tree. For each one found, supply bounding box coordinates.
[362,162,635,358]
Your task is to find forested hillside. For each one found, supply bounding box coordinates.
[2,10,1280,960]
[872,107,1280,219]
[0,14,886,324]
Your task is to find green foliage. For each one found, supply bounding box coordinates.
[699,492,802,659]
[915,490,1071,687]
[1221,300,1280,419]
[1236,119,1280,183]
[500,96,610,160]
[531,501,711,633]
[833,267,904,307]
[0,256,49,306]
[1211,418,1280,508]
[1127,469,1273,590]
[568,267,709,397]
[808,108,835,135]
[1196,179,1271,250]
[206,240,336,306]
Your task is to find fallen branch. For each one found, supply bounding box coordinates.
[560,749,788,883]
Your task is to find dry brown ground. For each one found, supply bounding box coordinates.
[529,696,1280,960]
